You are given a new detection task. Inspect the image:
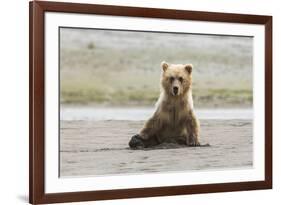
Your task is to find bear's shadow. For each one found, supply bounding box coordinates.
[129,134,210,150]
[140,143,211,151]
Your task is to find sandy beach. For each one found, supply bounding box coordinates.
[60,116,253,177]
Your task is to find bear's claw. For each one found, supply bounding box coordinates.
[188,141,201,147]
[129,134,145,149]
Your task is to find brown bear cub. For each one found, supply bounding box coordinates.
[129,61,200,149]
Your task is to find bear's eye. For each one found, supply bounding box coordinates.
[169,77,175,82]
[179,77,183,83]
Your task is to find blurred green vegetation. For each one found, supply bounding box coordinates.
[60,29,253,108]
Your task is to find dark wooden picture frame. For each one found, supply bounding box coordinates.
[29,1,272,204]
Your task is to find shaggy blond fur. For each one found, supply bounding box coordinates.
[129,62,200,148]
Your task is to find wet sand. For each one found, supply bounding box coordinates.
[60,119,253,177]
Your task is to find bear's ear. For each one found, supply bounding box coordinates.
[161,61,169,72]
[184,64,193,74]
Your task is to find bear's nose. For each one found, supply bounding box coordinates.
[173,87,178,95]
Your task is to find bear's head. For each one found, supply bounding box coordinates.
[160,61,193,97]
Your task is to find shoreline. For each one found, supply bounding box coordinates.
[60,106,253,121]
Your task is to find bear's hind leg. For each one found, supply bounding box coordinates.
[129,134,145,149]
[129,134,160,149]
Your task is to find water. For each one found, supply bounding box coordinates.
[61,106,253,121]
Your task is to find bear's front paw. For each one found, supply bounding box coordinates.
[129,134,145,149]
[187,135,200,147]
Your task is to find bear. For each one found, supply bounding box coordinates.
[129,61,200,149]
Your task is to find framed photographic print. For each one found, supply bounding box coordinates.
[29,1,272,204]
